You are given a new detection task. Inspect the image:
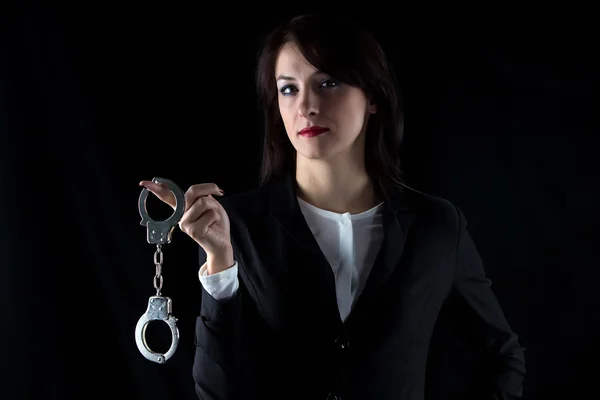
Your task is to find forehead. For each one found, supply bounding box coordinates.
[275,43,319,77]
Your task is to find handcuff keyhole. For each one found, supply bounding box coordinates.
[144,320,172,354]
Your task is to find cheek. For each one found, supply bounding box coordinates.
[330,97,366,126]
[278,101,295,125]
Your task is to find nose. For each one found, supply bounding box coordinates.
[298,88,319,118]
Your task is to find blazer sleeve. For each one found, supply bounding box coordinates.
[192,245,272,400]
[192,243,239,399]
[453,205,527,399]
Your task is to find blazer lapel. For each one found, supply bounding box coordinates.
[350,188,415,321]
[267,171,330,265]
[268,171,343,327]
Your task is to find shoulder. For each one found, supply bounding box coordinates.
[399,183,465,234]
[216,180,467,233]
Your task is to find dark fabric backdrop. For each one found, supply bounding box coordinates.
[1,1,596,399]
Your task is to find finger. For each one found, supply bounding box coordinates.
[139,180,177,208]
[191,209,220,239]
[184,183,223,213]
[181,208,220,239]
[179,195,218,229]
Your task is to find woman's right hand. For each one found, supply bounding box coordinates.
[139,180,234,274]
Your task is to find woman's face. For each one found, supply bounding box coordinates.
[275,43,376,162]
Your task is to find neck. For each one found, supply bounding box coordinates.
[294,153,380,214]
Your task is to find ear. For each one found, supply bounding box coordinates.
[367,98,377,114]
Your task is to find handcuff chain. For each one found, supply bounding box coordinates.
[153,244,164,295]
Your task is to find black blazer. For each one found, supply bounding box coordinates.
[192,172,526,400]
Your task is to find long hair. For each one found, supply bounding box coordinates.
[255,14,408,200]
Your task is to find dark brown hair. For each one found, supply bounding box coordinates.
[255,14,407,201]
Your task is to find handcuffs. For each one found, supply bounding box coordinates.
[135,177,185,364]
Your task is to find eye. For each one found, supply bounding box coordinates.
[279,85,297,96]
[320,79,339,88]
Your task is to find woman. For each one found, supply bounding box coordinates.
[140,14,526,400]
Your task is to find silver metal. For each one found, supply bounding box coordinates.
[135,296,179,364]
[153,245,163,295]
[138,177,186,245]
[136,177,185,364]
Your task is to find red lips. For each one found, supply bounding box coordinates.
[299,126,329,137]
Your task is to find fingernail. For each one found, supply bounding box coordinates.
[218,186,224,194]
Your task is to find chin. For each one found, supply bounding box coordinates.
[296,149,338,161]
[294,141,349,162]
[297,152,326,160]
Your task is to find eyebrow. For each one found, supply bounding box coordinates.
[276,75,296,81]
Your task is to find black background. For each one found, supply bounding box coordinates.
[1,1,597,399]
